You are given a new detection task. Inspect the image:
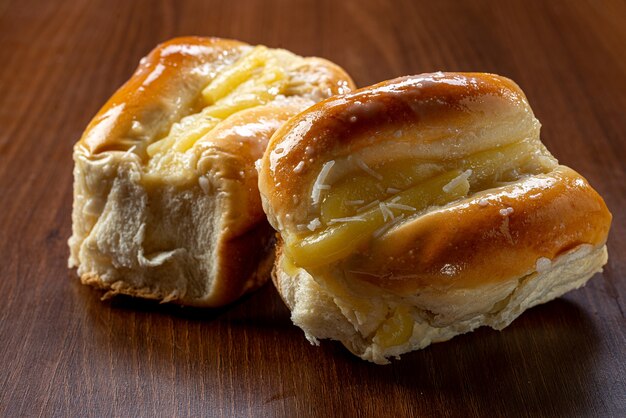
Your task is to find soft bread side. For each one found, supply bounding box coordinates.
[259,72,612,362]
[273,244,608,364]
[69,37,355,307]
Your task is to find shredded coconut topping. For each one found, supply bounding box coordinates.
[311,160,335,205]
[373,214,406,238]
[443,169,472,193]
[307,217,322,231]
[440,264,458,276]
[345,200,365,206]
[379,202,394,222]
[499,207,514,216]
[327,215,367,225]
[386,202,416,212]
[357,200,380,213]
[293,161,305,174]
[478,198,489,207]
[386,187,401,194]
[122,145,137,159]
[535,257,552,273]
[354,157,383,180]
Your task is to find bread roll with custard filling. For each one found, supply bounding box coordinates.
[258,72,612,363]
[68,37,355,307]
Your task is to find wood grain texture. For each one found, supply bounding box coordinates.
[0,0,624,416]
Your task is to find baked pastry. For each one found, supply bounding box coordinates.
[258,72,612,363]
[68,37,355,307]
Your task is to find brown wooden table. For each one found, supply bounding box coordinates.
[1,0,624,416]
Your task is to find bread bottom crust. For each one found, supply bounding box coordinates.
[274,244,608,364]
[79,243,275,307]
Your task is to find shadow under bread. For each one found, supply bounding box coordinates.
[331,296,601,416]
[73,264,602,416]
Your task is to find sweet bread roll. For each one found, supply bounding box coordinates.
[258,72,612,363]
[68,37,355,307]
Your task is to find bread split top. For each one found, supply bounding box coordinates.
[259,72,612,293]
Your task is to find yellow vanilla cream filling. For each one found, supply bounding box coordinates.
[282,138,557,350]
[144,46,305,181]
[284,138,556,269]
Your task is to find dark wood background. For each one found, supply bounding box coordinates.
[1,0,624,416]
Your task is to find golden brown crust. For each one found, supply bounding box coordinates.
[208,220,277,305]
[78,37,355,157]
[344,166,612,293]
[259,72,532,223]
[79,37,249,154]
[260,72,612,295]
[70,37,356,307]
[194,100,314,237]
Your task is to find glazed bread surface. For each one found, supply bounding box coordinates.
[258,72,612,363]
[68,36,355,307]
